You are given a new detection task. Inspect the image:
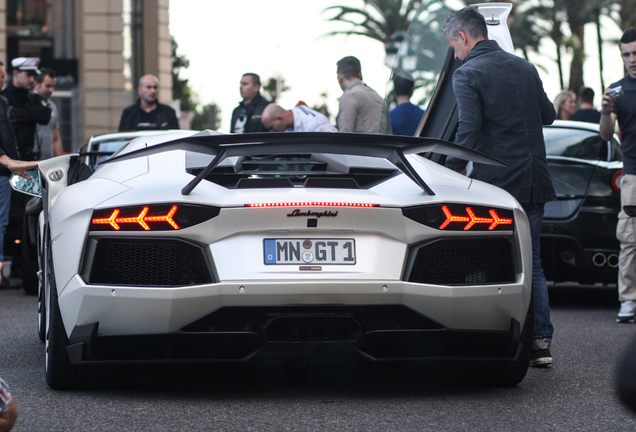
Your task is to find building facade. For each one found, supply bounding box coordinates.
[0,0,172,152]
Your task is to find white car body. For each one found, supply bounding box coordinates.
[20,3,534,389]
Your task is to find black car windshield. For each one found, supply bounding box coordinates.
[544,126,622,162]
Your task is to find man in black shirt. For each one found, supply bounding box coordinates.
[571,87,601,123]
[118,74,179,131]
[1,57,51,161]
[230,73,270,133]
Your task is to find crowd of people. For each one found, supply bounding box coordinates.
[2,7,636,427]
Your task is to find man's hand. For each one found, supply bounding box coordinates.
[0,155,39,179]
[601,87,616,114]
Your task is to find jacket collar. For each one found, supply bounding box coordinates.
[464,39,501,64]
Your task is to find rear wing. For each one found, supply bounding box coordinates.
[104,131,507,196]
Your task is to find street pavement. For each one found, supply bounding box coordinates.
[1,285,635,431]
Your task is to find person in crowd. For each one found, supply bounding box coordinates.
[0,376,17,432]
[553,89,576,120]
[389,72,425,135]
[0,61,40,285]
[443,6,556,367]
[118,74,179,131]
[600,28,636,323]
[571,87,601,123]
[335,56,391,134]
[34,68,63,158]
[261,103,336,132]
[1,57,51,161]
[230,73,270,133]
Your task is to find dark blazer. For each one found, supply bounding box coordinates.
[1,82,51,161]
[446,40,556,205]
[0,95,19,176]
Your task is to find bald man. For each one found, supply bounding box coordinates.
[118,74,179,131]
[261,103,336,132]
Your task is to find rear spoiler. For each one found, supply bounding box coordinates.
[104,131,508,196]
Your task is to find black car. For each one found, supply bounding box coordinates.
[541,120,622,284]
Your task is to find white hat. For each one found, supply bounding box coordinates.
[11,57,40,74]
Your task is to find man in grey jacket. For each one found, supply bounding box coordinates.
[443,6,556,367]
[336,56,391,134]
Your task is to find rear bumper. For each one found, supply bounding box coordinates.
[66,305,524,365]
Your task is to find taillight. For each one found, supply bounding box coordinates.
[612,170,623,193]
[90,204,220,231]
[403,204,514,231]
[245,202,379,208]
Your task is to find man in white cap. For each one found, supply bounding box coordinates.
[1,57,51,161]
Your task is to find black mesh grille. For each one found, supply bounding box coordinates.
[87,238,212,286]
[406,237,515,285]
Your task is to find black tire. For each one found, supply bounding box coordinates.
[21,219,38,295]
[37,228,48,343]
[498,296,534,386]
[45,246,85,390]
[466,296,533,387]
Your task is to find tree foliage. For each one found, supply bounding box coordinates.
[171,37,197,112]
[322,0,423,43]
[262,76,290,103]
[324,0,634,98]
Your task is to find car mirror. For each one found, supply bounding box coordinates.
[10,171,42,197]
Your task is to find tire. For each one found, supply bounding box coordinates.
[467,297,533,387]
[498,296,534,386]
[37,228,48,343]
[21,218,38,295]
[45,244,85,390]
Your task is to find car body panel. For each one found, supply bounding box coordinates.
[13,3,535,389]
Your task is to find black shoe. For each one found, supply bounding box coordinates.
[530,349,552,367]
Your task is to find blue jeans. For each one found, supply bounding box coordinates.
[522,202,553,350]
[0,176,11,262]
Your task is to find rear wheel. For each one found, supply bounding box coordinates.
[45,243,85,390]
[467,297,533,387]
[37,228,48,343]
[498,296,534,386]
[21,217,38,295]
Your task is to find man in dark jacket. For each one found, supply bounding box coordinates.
[230,73,270,133]
[1,57,51,161]
[443,6,557,367]
[0,60,40,284]
[118,74,179,131]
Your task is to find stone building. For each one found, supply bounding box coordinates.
[0,0,172,151]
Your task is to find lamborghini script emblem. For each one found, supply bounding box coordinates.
[287,209,338,218]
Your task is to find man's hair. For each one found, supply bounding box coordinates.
[443,6,488,41]
[578,87,594,105]
[393,73,415,96]
[35,67,56,84]
[243,73,261,86]
[336,56,362,79]
[620,28,636,45]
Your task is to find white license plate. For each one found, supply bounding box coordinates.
[264,238,356,265]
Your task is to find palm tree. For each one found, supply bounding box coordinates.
[322,0,422,44]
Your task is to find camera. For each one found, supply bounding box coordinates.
[610,86,624,98]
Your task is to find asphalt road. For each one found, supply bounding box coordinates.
[1,285,635,432]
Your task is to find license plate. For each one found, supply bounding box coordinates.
[264,238,356,265]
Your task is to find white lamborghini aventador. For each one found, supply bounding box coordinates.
[12,2,533,390]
